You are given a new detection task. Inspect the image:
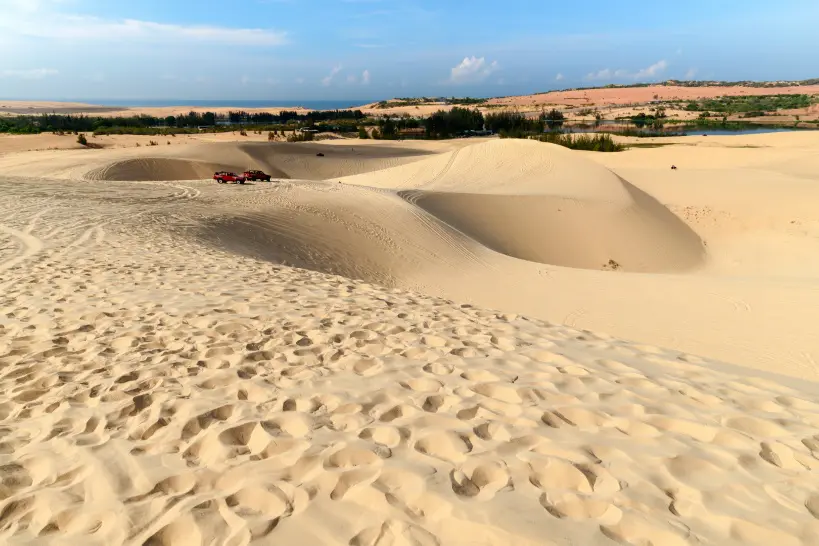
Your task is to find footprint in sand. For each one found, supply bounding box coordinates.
[414,431,472,463]
[226,484,292,539]
[450,459,510,500]
[540,491,622,524]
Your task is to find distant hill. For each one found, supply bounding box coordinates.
[564,78,819,92]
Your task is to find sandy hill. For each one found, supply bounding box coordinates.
[85,142,433,182]
[1,134,819,545]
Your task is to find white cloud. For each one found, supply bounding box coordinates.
[361,69,371,85]
[449,56,499,84]
[585,60,668,82]
[1,68,58,79]
[0,1,287,46]
[633,60,668,80]
[555,73,564,81]
[322,65,343,86]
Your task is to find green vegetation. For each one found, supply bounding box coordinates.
[0,109,366,136]
[374,97,438,108]
[358,126,370,139]
[76,133,88,146]
[423,107,485,139]
[664,79,819,88]
[445,97,487,106]
[500,132,624,152]
[683,94,816,114]
[562,78,819,93]
[373,97,486,109]
[286,131,314,142]
[485,111,539,134]
[484,109,565,136]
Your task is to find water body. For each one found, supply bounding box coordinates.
[74,99,373,110]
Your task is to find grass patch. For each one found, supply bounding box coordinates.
[531,132,624,152]
[684,94,817,114]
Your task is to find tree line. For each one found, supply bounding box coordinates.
[366,107,566,139]
[0,109,368,135]
[0,106,570,139]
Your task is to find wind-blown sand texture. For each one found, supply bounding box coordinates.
[2,133,819,545]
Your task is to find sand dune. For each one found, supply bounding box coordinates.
[2,134,819,545]
[402,186,704,271]
[88,157,241,181]
[84,142,432,182]
[349,140,706,271]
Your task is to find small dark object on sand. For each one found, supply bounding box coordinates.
[671,165,677,170]
[316,152,325,157]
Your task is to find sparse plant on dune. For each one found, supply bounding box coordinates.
[509,132,625,152]
[76,133,88,146]
[286,131,314,142]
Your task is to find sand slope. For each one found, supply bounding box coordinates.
[83,142,433,182]
[7,136,812,376]
[344,140,706,271]
[2,176,819,545]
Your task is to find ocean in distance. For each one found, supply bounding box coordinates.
[77,99,374,110]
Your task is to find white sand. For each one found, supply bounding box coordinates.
[1,133,819,545]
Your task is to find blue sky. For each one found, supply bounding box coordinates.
[1,0,818,101]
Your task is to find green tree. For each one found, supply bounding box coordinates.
[545,108,565,130]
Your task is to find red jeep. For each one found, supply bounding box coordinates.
[213,171,246,184]
[243,169,272,182]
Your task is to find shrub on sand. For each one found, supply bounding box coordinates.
[77,133,88,146]
[532,132,624,152]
